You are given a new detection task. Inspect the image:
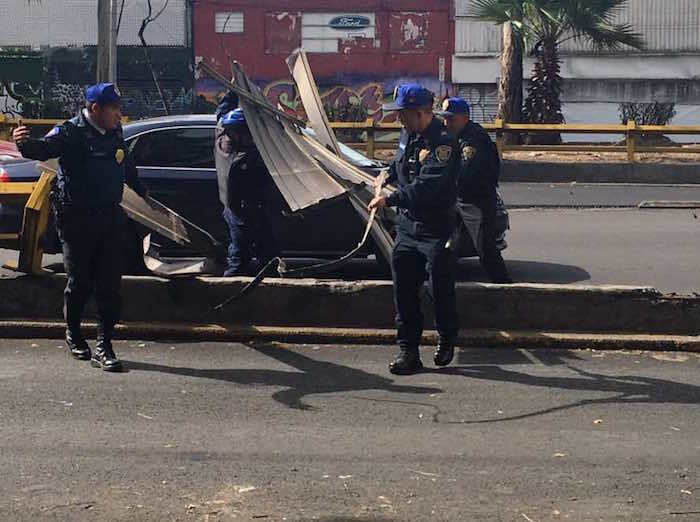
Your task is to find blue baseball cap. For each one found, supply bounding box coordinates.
[383,84,434,111]
[436,97,470,117]
[221,108,247,129]
[85,83,121,105]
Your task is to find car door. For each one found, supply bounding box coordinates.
[127,126,228,253]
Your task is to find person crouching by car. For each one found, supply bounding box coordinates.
[214,108,280,276]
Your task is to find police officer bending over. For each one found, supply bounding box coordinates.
[368,84,460,375]
[13,83,148,372]
[437,97,512,284]
[215,108,279,277]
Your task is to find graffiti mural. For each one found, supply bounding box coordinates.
[197,75,454,123]
[263,80,394,123]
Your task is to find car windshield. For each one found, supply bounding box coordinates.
[302,128,380,168]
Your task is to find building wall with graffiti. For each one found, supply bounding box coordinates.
[192,0,454,123]
[1,46,197,120]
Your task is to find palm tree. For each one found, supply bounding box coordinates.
[471,0,644,142]
[469,1,525,144]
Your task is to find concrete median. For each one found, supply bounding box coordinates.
[2,273,700,337]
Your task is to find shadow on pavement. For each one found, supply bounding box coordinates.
[437,348,700,424]
[124,342,441,411]
[457,259,590,284]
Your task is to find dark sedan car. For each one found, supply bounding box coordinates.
[123,115,389,258]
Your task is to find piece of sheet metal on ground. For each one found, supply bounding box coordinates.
[229,63,348,213]
[142,235,219,277]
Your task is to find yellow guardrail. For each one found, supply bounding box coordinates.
[330,119,700,161]
[3,116,700,162]
[1,170,56,274]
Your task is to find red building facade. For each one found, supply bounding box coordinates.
[192,0,453,122]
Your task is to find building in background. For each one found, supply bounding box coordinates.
[452,0,700,134]
[192,0,452,123]
[0,0,193,118]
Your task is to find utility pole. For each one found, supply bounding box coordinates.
[96,0,118,83]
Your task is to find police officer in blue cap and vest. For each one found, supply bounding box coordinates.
[368,84,460,375]
[13,83,148,372]
[214,108,279,276]
[437,97,512,283]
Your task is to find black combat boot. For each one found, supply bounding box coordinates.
[433,339,455,367]
[66,328,91,361]
[91,324,122,372]
[389,348,423,375]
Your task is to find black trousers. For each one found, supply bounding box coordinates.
[59,207,125,335]
[391,227,458,352]
[460,195,511,284]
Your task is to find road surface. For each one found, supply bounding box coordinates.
[1,340,699,521]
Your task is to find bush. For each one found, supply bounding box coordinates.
[619,101,676,126]
[619,101,677,146]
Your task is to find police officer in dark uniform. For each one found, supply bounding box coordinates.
[214,108,279,276]
[437,97,512,284]
[13,83,148,372]
[369,84,460,375]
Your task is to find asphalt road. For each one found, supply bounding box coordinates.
[2,340,700,521]
[500,182,700,208]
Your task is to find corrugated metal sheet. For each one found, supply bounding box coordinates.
[0,0,187,47]
[455,0,700,54]
[454,18,501,54]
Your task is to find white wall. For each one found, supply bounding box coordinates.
[0,0,187,47]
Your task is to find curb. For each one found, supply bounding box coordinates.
[5,274,700,335]
[2,320,700,352]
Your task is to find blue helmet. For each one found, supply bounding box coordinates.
[221,108,247,129]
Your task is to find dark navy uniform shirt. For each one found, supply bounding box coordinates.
[385,117,458,237]
[17,111,146,208]
[456,121,500,204]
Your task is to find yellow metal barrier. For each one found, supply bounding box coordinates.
[330,119,700,161]
[1,170,56,274]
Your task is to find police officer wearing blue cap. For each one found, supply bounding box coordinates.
[214,108,279,276]
[13,83,148,372]
[368,84,460,375]
[437,97,512,283]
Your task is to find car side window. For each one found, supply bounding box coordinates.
[130,128,215,169]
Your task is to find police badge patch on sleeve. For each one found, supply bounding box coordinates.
[419,149,430,164]
[45,127,60,138]
[435,145,453,164]
[115,148,125,164]
[462,146,477,162]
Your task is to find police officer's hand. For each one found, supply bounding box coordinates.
[368,195,387,211]
[12,125,30,144]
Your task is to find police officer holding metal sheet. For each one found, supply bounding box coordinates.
[12,83,148,372]
[368,84,460,375]
[437,97,512,284]
[214,108,279,277]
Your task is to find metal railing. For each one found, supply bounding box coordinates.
[330,119,700,162]
[3,116,700,162]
